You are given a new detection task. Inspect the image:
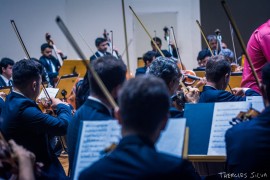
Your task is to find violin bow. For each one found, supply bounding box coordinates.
[56,16,118,110]
[195,20,214,56]
[221,0,260,88]
[170,26,184,70]
[78,32,99,59]
[10,20,52,103]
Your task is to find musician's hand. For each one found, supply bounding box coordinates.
[194,77,207,88]
[232,88,244,96]
[0,92,7,99]
[184,86,200,103]
[50,98,69,109]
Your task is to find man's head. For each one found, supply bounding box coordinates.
[148,56,181,95]
[95,37,108,53]
[0,58,14,79]
[197,50,211,67]
[205,55,231,90]
[89,56,127,101]
[41,43,53,58]
[261,63,270,107]
[116,75,170,141]
[207,35,217,51]
[142,51,156,67]
[151,37,162,51]
[13,59,43,100]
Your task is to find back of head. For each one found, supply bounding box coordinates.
[148,56,181,87]
[95,37,107,47]
[0,58,15,74]
[262,63,270,102]
[118,75,170,136]
[13,59,43,89]
[205,55,231,83]
[207,35,216,42]
[90,56,127,96]
[142,51,157,65]
[40,43,52,52]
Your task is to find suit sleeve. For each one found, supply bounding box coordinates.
[218,91,246,102]
[21,103,72,136]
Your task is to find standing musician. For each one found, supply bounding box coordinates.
[39,43,64,87]
[225,63,270,173]
[0,58,14,87]
[241,19,270,94]
[199,55,259,103]
[135,50,156,76]
[68,56,127,171]
[79,75,200,180]
[90,37,113,62]
[1,59,72,179]
[150,37,177,58]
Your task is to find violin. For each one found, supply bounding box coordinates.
[230,108,260,126]
[181,70,201,86]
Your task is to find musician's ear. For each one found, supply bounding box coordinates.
[114,108,122,125]
[32,81,37,91]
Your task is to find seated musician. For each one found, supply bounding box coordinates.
[90,37,112,61]
[1,59,72,179]
[0,58,14,87]
[150,36,178,58]
[148,57,199,118]
[199,55,259,103]
[195,49,211,70]
[67,55,127,172]
[135,50,156,76]
[39,43,63,87]
[225,63,270,174]
[79,75,200,180]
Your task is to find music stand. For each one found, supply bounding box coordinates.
[0,86,12,95]
[58,60,89,78]
[55,74,79,100]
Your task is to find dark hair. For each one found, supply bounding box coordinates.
[30,57,48,83]
[90,56,127,96]
[197,50,211,60]
[118,75,170,135]
[262,63,270,100]
[13,59,43,89]
[0,58,15,74]
[205,55,231,83]
[151,37,162,46]
[148,56,181,87]
[155,50,172,58]
[40,43,52,52]
[95,37,107,47]
[142,51,157,65]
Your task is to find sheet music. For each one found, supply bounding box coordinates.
[246,96,264,112]
[73,118,186,179]
[73,120,121,180]
[207,102,250,155]
[38,88,59,99]
[156,118,186,158]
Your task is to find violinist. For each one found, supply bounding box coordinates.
[195,49,211,70]
[135,51,156,76]
[1,59,72,179]
[68,56,127,172]
[198,55,259,103]
[150,37,176,58]
[0,58,14,87]
[225,63,270,173]
[39,43,62,87]
[90,37,113,62]
[148,56,199,118]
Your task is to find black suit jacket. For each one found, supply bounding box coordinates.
[225,106,270,173]
[199,86,260,103]
[39,55,61,86]
[1,92,72,178]
[67,98,112,171]
[0,76,8,87]
[90,51,112,62]
[135,66,147,76]
[79,135,200,180]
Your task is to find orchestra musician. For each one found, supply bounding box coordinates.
[150,37,176,58]
[135,50,156,76]
[1,59,72,179]
[90,37,113,62]
[199,55,259,103]
[241,19,270,94]
[225,62,270,173]
[148,56,200,118]
[39,43,63,87]
[0,58,14,87]
[68,55,127,172]
[79,75,200,180]
[195,49,211,70]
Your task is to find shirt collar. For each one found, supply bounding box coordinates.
[88,95,112,114]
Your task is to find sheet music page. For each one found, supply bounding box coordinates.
[207,102,250,155]
[246,96,264,112]
[73,120,121,180]
[38,88,59,99]
[156,118,186,158]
